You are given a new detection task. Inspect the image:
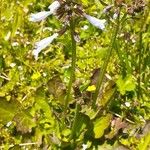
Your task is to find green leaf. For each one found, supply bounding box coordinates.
[0,98,19,124]
[0,98,35,133]
[47,76,66,104]
[31,72,41,80]
[116,75,136,95]
[81,0,88,6]
[137,132,150,150]
[13,111,36,134]
[0,68,19,97]
[100,81,116,107]
[72,113,91,138]
[35,87,54,126]
[11,8,23,38]
[93,114,112,139]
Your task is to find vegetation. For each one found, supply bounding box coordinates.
[0,0,150,149]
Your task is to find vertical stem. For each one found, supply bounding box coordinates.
[64,18,76,112]
[92,12,120,108]
[70,103,80,140]
[137,8,149,99]
[137,28,142,99]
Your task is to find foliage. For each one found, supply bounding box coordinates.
[0,0,150,149]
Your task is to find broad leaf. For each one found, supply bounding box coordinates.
[72,113,91,138]
[35,87,54,126]
[93,114,112,139]
[116,75,136,95]
[0,98,19,124]
[13,111,36,134]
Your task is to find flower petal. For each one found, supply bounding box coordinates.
[33,33,58,60]
[84,14,106,30]
[48,1,61,14]
[29,11,51,22]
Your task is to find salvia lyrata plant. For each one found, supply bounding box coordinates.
[29,0,106,60]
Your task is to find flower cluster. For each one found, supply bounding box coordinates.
[29,0,106,60]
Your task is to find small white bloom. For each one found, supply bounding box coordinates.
[33,33,58,60]
[4,31,11,41]
[84,14,106,30]
[82,144,88,150]
[113,13,118,19]
[42,72,47,77]
[48,1,60,14]
[18,66,23,70]
[29,11,51,22]
[125,102,130,107]
[12,42,19,47]
[10,63,16,68]
[6,121,12,127]
[82,25,89,30]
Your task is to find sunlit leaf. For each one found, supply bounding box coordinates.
[13,111,36,134]
[0,98,19,124]
[72,113,91,139]
[116,75,136,95]
[137,132,150,150]
[35,87,55,126]
[47,76,66,103]
[0,68,19,97]
[31,72,41,80]
[93,114,112,139]
[86,85,96,92]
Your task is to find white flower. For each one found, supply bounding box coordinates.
[84,14,106,30]
[82,144,88,150]
[125,102,130,107]
[29,1,60,22]
[33,33,58,60]
[6,121,12,127]
[10,63,16,68]
[81,25,89,30]
[11,42,19,47]
[48,1,60,14]
[29,11,52,22]
[113,13,118,19]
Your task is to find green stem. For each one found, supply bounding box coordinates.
[137,27,142,99]
[92,12,120,108]
[64,18,76,112]
[70,103,80,141]
[137,8,149,99]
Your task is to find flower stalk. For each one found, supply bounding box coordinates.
[92,10,120,108]
[64,18,76,111]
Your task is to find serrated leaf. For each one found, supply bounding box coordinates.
[93,114,112,139]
